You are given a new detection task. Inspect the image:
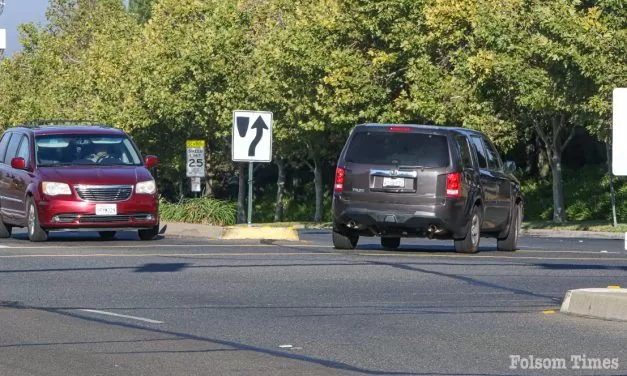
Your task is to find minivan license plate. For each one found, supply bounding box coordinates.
[383,177,404,188]
[96,204,117,216]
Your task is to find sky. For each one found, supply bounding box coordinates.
[0,0,49,56]
[0,0,129,56]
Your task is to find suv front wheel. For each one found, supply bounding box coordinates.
[27,198,48,242]
[454,206,481,253]
[497,203,521,251]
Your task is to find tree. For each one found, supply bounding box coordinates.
[128,0,157,23]
[410,0,625,222]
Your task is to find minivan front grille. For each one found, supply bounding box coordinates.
[75,185,133,202]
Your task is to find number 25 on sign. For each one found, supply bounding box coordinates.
[186,140,206,178]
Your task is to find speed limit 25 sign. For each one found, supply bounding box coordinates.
[186,140,205,177]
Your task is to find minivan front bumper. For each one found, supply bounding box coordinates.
[36,195,159,230]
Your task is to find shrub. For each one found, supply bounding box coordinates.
[159,196,236,225]
[521,166,627,222]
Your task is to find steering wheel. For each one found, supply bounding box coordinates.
[96,154,109,163]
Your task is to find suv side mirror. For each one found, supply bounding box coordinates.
[145,155,158,169]
[11,157,26,170]
[504,161,516,173]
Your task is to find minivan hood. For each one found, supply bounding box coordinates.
[37,166,152,185]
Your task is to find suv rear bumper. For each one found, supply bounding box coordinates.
[332,196,469,238]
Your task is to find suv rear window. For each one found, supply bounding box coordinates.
[344,132,450,167]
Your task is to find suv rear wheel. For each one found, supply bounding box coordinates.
[27,198,48,242]
[454,206,481,253]
[0,216,12,238]
[333,229,358,250]
[381,237,400,249]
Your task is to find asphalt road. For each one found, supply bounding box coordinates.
[1,229,626,376]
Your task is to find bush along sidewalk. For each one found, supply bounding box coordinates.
[159,197,236,226]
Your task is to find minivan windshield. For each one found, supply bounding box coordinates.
[35,134,143,167]
[344,131,450,167]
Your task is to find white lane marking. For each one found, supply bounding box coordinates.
[78,309,163,324]
[0,244,321,250]
[519,249,619,254]
[0,252,323,258]
[0,245,11,248]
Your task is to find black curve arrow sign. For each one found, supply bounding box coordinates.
[248,116,268,157]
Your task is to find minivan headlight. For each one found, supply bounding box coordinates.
[136,180,156,194]
[42,182,72,196]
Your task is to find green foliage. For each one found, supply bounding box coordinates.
[159,196,236,225]
[522,166,627,222]
[254,183,333,223]
[0,0,624,223]
[128,0,157,23]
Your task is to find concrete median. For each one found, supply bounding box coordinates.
[221,226,300,241]
[560,288,627,322]
[161,222,300,241]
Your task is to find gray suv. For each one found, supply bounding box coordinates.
[332,124,523,253]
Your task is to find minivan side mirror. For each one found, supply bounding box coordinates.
[145,155,158,169]
[504,161,516,173]
[10,157,26,170]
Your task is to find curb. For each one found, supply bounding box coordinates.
[161,222,300,241]
[160,222,224,239]
[221,226,299,241]
[522,229,624,240]
[560,288,627,322]
[160,221,626,241]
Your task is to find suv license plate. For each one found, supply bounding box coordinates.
[383,177,405,188]
[95,204,117,216]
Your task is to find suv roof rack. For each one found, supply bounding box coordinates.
[19,120,114,128]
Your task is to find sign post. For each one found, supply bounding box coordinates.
[232,110,273,225]
[186,140,206,195]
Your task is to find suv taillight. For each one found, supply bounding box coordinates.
[334,167,345,192]
[446,172,461,198]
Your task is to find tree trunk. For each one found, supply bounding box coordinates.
[550,154,566,223]
[204,144,213,198]
[274,158,286,222]
[534,115,575,224]
[177,179,184,201]
[606,141,618,226]
[237,163,247,223]
[313,158,323,222]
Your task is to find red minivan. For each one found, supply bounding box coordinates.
[0,122,160,242]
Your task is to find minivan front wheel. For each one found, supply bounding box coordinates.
[454,206,481,254]
[99,231,116,240]
[138,225,159,241]
[27,199,48,242]
[332,229,358,250]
